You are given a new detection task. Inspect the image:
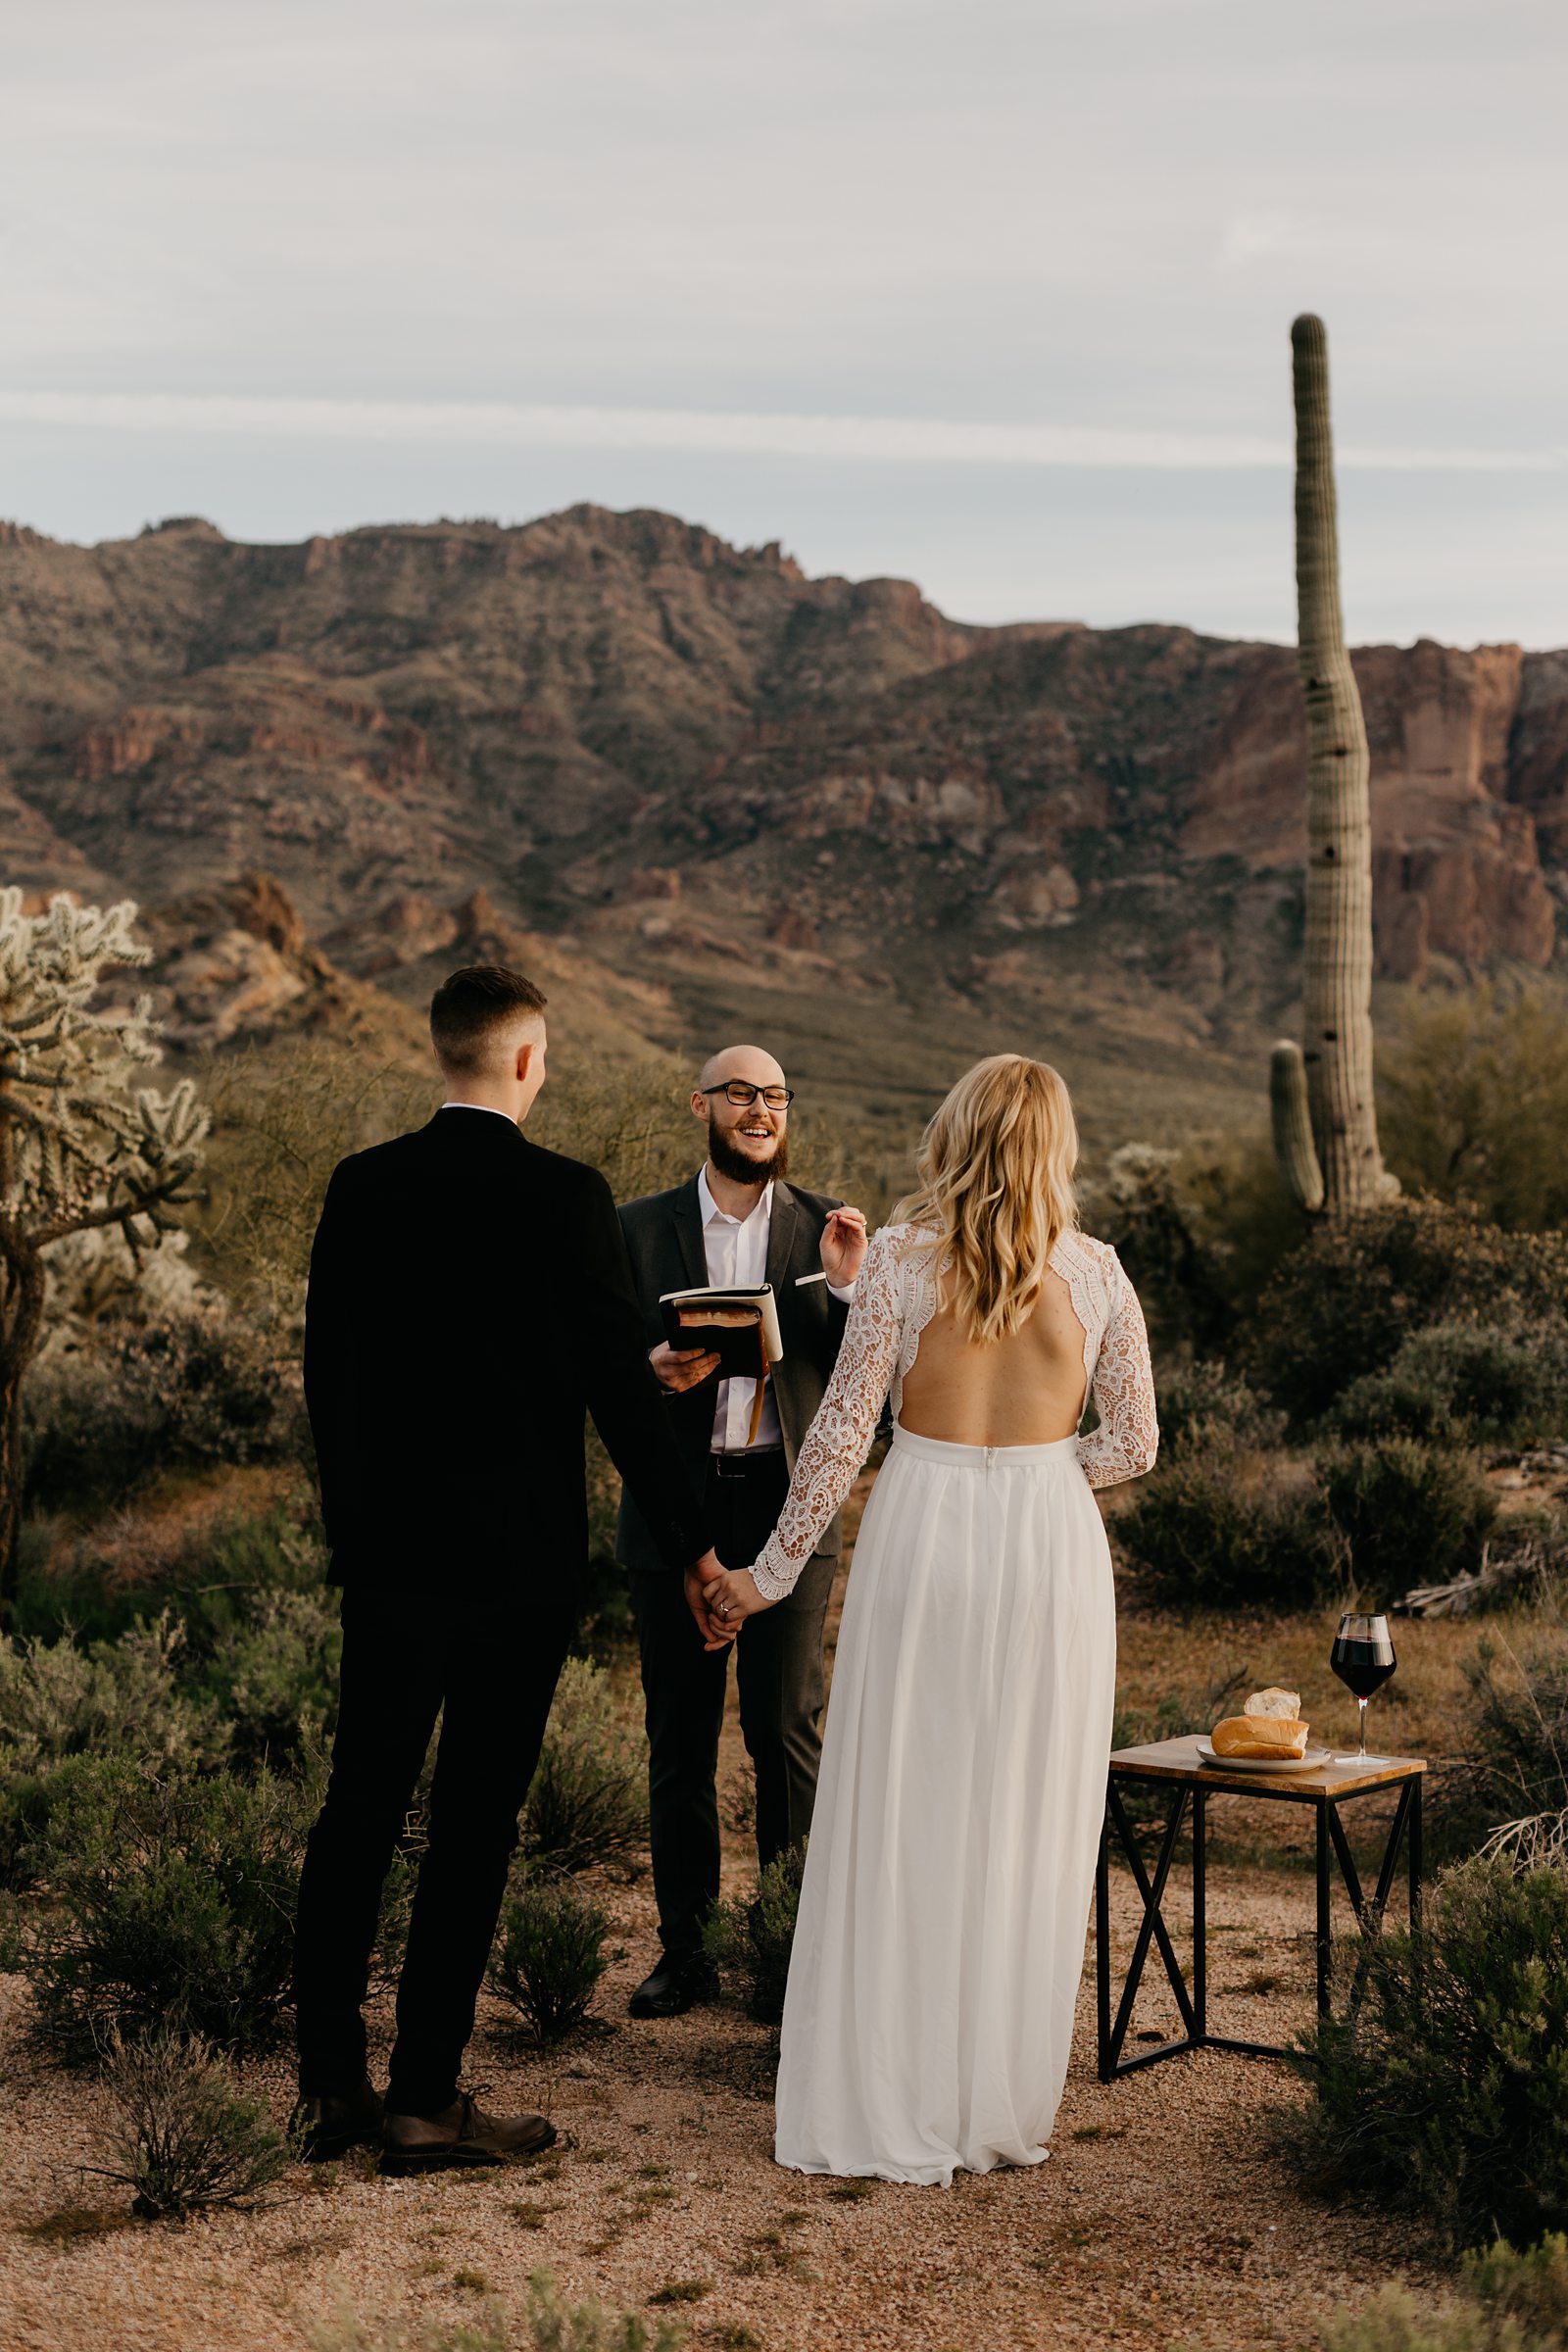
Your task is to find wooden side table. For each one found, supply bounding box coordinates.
[1096,1736,1425,2082]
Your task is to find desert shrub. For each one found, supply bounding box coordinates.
[1154,1359,1286,1456]
[1318,1438,1496,1605]
[1328,1319,1568,1451]
[202,1587,341,1771]
[314,2270,683,2352]
[16,1486,329,1649]
[86,2030,291,2218]
[522,1658,648,1877]
[704,1841,807,2023]
[1113,1439,1345,1610]
[0,1614,224,1887]
[23,1300,306,1509]
[0,1613,220,1779]
[488,1872,611,2045]
[1243,1201,1568,1427]
[21,1758,313,2057]
[1275,1857,1568,2250]
[1324,2236,1568,2352]
[1380,980,1568,1234]
[1442,1629,1568,1866]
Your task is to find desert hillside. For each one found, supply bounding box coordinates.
[3,507,1563,1139]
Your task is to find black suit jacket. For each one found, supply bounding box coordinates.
[303,1109,710,1590]
[613,1174,852,1576]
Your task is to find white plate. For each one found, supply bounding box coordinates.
[1194,1738,1332,1775]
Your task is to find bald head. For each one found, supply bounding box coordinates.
[697,1043,787,1095]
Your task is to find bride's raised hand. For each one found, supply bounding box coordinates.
[709,1568,771,1631]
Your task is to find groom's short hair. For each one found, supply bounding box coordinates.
[429,965,548,1075]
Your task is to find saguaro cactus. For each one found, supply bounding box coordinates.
[1270,313,1391,1216]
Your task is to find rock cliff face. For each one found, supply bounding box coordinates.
[0,509,1562,1079]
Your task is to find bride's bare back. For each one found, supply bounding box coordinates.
[897,1264,1089,1448]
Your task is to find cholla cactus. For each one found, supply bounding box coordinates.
[0,888,209,1611]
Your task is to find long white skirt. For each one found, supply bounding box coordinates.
[774,1424,1117,2186]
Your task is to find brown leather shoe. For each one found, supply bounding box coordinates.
[380,2091,557,2173]
[290,2075,384,2162]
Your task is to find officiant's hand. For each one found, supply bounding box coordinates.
[652,1341,722,1393]
[820,1206,868,1288]
[707,1567,772,1627]
[686,1550,737,1650]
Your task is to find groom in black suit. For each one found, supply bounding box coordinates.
[616,1044,866,2016]
[293,966,724,2168]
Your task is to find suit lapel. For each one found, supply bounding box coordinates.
[765,1183,802,1293]
[669,1173,710,1291]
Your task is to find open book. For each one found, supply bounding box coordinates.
[658,1284,785,1383]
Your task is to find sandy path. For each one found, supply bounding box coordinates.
[0,1834,1440,2352]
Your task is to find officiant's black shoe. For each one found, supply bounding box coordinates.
[628,1951,720,2019]
[380,2092,557,2174]
[290,2075,384,2162]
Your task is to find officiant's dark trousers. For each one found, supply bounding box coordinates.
[293,1581,575,2115]
[633,1450,835,1959]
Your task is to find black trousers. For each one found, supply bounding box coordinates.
[634,1452,835,1958]
[293,1583,573,2115]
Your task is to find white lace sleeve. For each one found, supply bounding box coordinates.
[751,1227,906,1600]
[1075,1250,1158,1490]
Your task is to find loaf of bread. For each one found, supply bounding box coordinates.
[1209,1712,1310,1761]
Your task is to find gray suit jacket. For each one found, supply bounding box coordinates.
[614,1173,853,1575]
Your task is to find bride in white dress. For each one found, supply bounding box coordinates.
[706,1054,1157,2186]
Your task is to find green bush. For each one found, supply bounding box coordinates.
[1318,1438,1497,1606]
[704,1841,807,2023]
[1329,1320,1568,1451]
[1244,1202,1568,1427]
[15,1487,328,1648]
[1154,1359,1287,1456]
[488,1873,612,2045]
[1275,1857,1568,2250]
[1380,979,1568,1234]
[1112,1439,1346,1610]
[87,2030,292,2218]
[522,1658,648,1877]
[1441,1630,1568,1866]
[21,1759,314,2058]
[23,1301,307,1509]
[0,1615,224,1888]
[1324,2235,1568,2352]
[202,1587,341,1772]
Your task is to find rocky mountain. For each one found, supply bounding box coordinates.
[2,507,1563,1136]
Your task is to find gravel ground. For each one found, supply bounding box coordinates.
[0,1838,1444,2352]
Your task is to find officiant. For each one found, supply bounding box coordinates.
[616,1045,867,2018]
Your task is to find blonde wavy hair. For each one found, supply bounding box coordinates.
[893,1054,1080,1345]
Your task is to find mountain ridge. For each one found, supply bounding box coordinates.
[2,506,1563,1135]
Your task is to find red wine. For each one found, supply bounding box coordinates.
[1331,1635,1396,1701]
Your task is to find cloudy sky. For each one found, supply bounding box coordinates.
[7,0,1566,642]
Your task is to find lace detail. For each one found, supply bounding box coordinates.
[750,1224,1157,1599]
[1060,1233,1159,1491]
[751,1225,916,1601]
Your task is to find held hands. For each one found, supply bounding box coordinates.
[820,1207,868,1289]
[683,1554,775,1650]
[685,1550,736,1651]
[705,1567,772,1630]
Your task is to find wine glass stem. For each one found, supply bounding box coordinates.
[1357,1697,1368,1758]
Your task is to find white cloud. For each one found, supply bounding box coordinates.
[2,390,1559,475]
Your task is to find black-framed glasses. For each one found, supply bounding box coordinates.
[701,1081,794,1108]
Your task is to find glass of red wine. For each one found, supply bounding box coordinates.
[1330,1611,1397,1761]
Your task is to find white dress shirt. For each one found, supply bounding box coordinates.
[698,1166,856,1453]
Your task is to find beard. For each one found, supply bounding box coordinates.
[709,1125,790,1187]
